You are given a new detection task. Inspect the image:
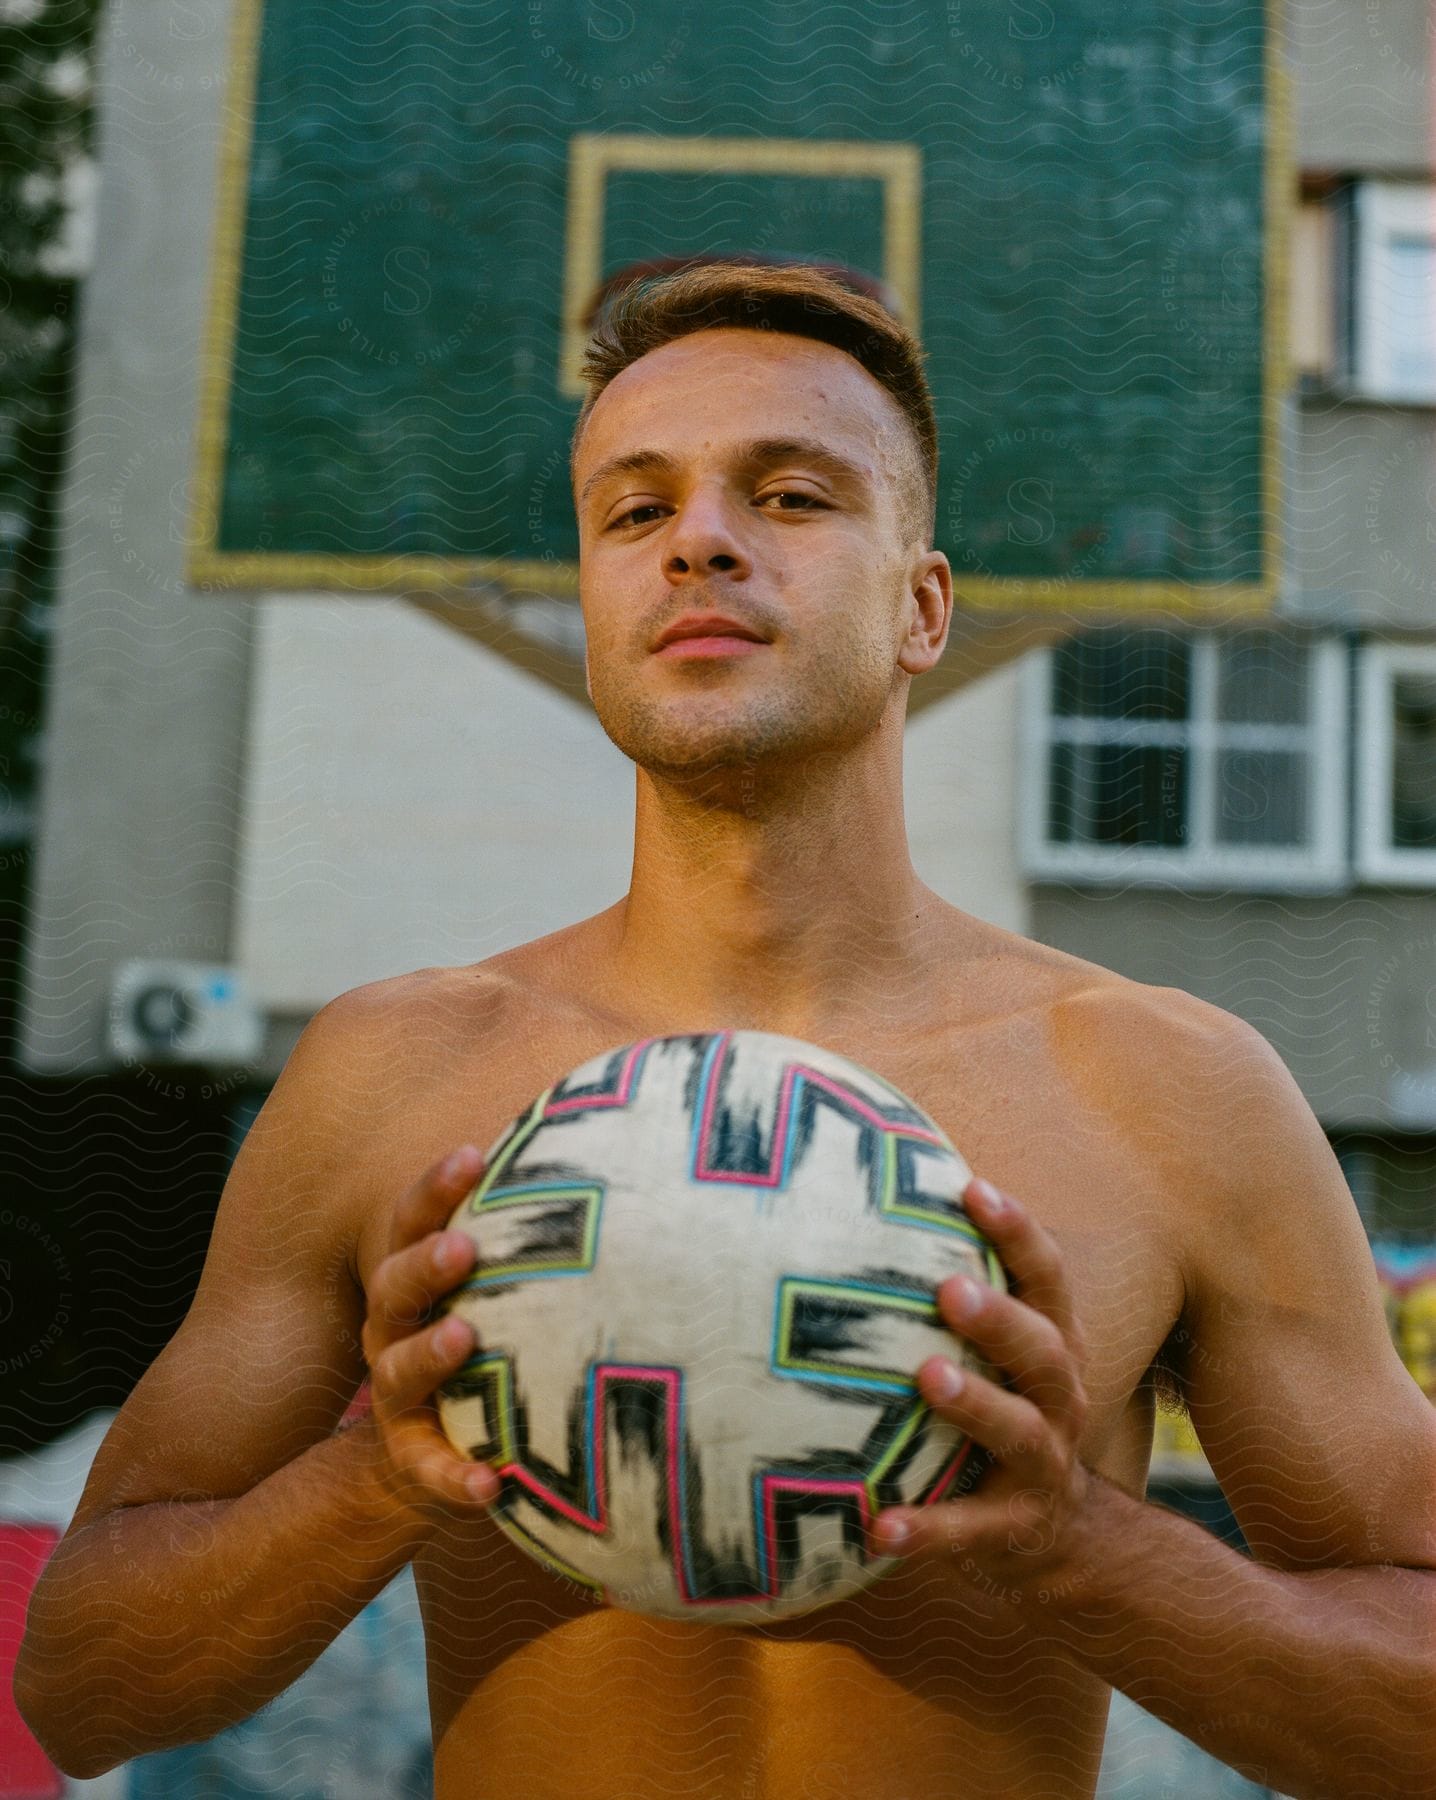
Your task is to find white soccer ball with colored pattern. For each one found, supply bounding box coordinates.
[437,1029,1005,1624]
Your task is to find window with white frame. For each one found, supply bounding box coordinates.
[1356,642,1436,885]
[1020,628,1349,889]
[1341,180,1436,405]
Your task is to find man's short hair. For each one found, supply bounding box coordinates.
[570,259,939,546]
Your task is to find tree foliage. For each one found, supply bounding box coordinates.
[0,0,103,1059]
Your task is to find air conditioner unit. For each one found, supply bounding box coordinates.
[107,961,266,1068]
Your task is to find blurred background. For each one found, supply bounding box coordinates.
[0,0,1432,1794]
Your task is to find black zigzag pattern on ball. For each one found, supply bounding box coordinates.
[694,1035,944,1186]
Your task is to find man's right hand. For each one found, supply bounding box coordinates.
[362,1144,501,1519]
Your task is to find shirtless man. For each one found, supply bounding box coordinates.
[17,263,1436,1799]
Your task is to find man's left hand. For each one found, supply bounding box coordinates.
[872,1177,1097,1592]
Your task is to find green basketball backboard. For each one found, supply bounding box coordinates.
[189,0,1288,617]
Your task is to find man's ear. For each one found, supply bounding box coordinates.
[897,551,953,677]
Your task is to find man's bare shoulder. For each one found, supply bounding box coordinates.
[1035,959,1284,1138]
[1042,962,1319,1241]
[1050,972,1288,1094]
[281,959,537,1281]
[246,964,510,1178]
[1045,963,1270,1073]
[303,937,574,1066]
[299,916,614,1091]
[948,921,1282,1158]
[940,914,1250,1063]
[310,961,510,1047]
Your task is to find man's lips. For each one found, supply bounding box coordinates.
[654,635,767,659]
[652,612,771,654]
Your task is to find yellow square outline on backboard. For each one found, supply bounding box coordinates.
[186,0,1288,616]
[559,133,922,396]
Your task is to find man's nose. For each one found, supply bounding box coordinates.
[662,492,751,584]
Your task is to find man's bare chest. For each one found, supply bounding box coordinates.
[353,985,1187,1468]
[355,977,1184,1769]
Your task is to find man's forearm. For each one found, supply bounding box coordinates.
[16,1417,432,1779]
[1039,1474,1436,1800]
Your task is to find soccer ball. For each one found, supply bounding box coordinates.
[436,1029,1005,1624]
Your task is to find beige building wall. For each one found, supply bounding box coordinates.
[906,662,1028,937]
[1291,0,1433,174]
[237,595,635,1013]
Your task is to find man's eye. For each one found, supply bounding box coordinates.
[758,491,825,511]
[610,503,667,529]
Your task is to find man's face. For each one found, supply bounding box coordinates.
[571,327,944,780]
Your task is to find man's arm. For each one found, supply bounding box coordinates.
[1043,998,1436,1797]
[876,988,1436,1800]
[18,1420,429,1779]
[1023,1464,1433,1799]
[14,984,494,1779]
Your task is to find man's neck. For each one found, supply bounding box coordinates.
[594,754,957,1041]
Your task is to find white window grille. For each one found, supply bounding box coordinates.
[1020,629,1349,890]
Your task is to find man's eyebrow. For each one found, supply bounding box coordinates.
[578,437,871,509]
[738,437,871,486]
[578,448,683,509]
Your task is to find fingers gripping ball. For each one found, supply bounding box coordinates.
[436,1030,1005,1625]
